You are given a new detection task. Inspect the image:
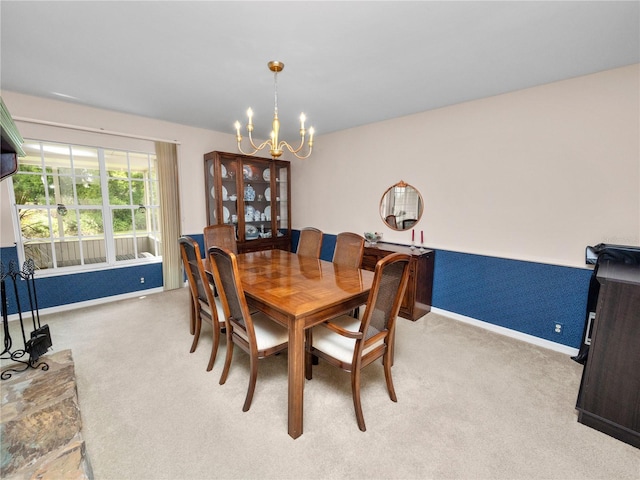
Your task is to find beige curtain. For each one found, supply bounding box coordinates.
[155,141,182,290]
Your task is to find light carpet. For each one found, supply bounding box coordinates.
[3,287,639,479]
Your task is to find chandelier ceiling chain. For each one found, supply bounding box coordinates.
[235,61,314,160]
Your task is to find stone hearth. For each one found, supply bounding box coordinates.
[1,349,93,479]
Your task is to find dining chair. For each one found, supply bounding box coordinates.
[203,224,237,254]
[385,215,398,229]
[179,236,226,371]
[207,246,289,412]
[332,231,366,321]
[305,252,411,431]
[332,232,365,268]
[297,227,323,258]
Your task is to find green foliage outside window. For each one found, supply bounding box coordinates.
[11,140,160,269]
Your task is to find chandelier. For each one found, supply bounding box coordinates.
[234,61,314,160]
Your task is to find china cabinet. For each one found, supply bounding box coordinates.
[361,242,434,321]
[204,151,291,253]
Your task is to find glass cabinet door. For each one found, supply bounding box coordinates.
[219,157,238,237]
[240,158,271,244]
[205,158,217,225]
[274,162,289,238]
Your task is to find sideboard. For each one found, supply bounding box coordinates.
[361,242,434,321]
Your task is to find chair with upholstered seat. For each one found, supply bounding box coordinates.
[297,227,323,258]
[332,232,365,268]
[204,224,237,254]
[305,252,411,431]
[179,236,226,371]
[208,246,289,412]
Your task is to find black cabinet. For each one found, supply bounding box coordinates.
[575,261,640,448]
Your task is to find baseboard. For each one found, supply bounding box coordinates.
[8,291,578,356]
[431,307,579,356]
[6,287,165,322]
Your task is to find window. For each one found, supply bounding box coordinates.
[9,140,161,273]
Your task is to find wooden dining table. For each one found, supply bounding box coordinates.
[234,249,375,439]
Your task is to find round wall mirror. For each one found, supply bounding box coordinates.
[380,181,423,230]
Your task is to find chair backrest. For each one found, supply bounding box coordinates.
[179,236,218,318]
[332,232,365,268]
[385,215,398,229]
[207,246,256,346]
[204,224,237,254]
[297,227,323,258]
[359,253,411,351]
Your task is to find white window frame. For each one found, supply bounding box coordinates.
[8,139,162,277]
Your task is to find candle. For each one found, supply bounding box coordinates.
[421,230,424,244]
[412,229,415,242]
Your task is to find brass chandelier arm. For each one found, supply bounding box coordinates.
[236,135,272,157]
[280,138,313,159]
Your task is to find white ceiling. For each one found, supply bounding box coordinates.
[1,1,638,140]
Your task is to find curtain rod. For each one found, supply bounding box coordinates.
[13,116,181,145]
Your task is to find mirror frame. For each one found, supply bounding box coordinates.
[379,180,424,231]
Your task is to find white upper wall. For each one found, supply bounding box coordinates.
[293,64,639,267]
[2,64,638,268]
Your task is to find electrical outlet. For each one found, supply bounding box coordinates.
[554,323,563,335]
[140,277,145,284]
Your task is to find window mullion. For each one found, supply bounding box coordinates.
[41,143,58,268]
[98,148,115,263]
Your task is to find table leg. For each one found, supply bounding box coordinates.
[288,317,305,439]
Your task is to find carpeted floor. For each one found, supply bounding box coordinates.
[3,287,639,479]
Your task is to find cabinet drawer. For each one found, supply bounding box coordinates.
[361,254,383,271]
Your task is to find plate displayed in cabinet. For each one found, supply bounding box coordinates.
[221,164,227,178]
[222,185,228,200]
[243,165,259,180]
[210,186,216,198]
[263,168,270,181]
[223,206,230,223]
[265,187,271,200]
[264,205,271,221]
[210,164,214,177]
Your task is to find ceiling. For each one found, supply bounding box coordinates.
[1,1,638,141]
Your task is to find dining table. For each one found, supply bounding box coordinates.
[234,249,375,439]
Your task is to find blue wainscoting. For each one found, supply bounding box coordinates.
[432,249,592,348]
[3,232,592,350]
[1,245,163,315]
